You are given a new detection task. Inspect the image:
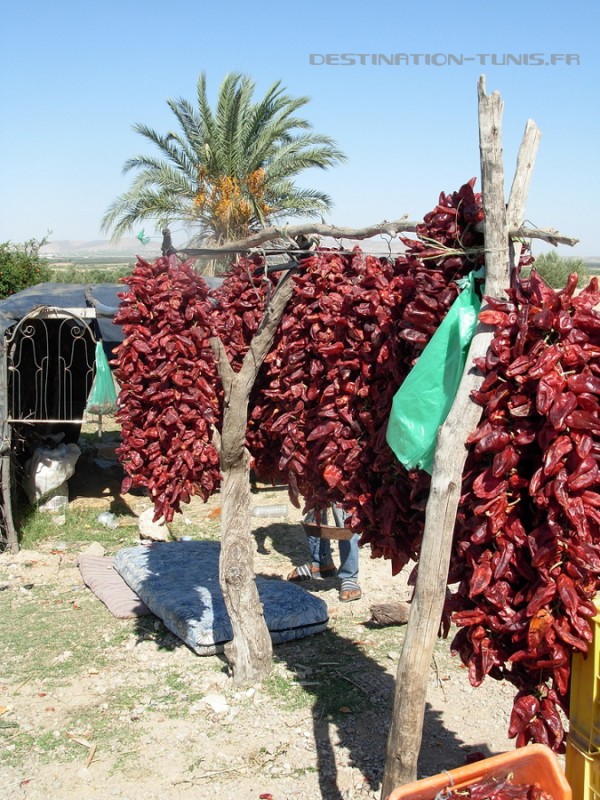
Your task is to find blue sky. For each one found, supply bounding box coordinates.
[1,0,598,257]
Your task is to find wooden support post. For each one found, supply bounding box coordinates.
[211,272,296,685]
[1,452,18,553]
[0,334,18,553]
[380,78,539,798]
[506,120,541,281]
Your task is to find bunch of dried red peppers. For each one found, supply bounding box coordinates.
[113,181,600,752]
[444,775,553,800]
[112,258,220,521]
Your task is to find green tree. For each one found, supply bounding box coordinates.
[0,238,52,299]
[101,72,346,245]
[51,266,132,284]
[530,250,589,289]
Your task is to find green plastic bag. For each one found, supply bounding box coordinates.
[85,341,118,416]
[385,272,481,474]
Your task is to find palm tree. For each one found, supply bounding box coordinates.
[101,72,346,245]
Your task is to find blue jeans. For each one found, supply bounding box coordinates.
[304,505,360,582]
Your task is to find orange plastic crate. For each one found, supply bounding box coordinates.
[386,744,571,800]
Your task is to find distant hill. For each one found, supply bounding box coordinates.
[38,238,600,264]
[40,238,160,258]
[39,235,405,260]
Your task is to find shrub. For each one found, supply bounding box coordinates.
[0,238,53,299]
[529,250,589,289]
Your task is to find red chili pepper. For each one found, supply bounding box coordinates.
[508,693,539,739]
[536,369,566,415]
[540,697,565,746]
[469,556,493,597]
[323,463,343,488]
[542,435,573,476]
[568,372,600,394]
[567,457,598,491]
[527,345,563,379]
[548,391,578,430]
[566,409,600,432]
[525,580,557,618]
[473,429,511,457]
[491,445,519,477]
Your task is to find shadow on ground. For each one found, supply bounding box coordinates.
[252,523,497,797]
[121,521,497,799]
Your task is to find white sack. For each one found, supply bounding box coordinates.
[23,443,81,504]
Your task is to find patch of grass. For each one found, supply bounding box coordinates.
[3,698,144,771]
[165,673,188,692]
[262,658,372,717]
[320,685,369,717]
[1,720,129,770]
[3,672,191,771]
[2,729,68,768]
[0,583,131,688]
[162,679,203,712]
[168,515,221,541]
[16,505,139,553]
[263,672,314,713]
[290,766,319,778]
[364,622,407,660]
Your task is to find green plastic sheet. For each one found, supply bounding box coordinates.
[386,272,481,474]
[85,341,118,416]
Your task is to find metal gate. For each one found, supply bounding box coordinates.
[5,308,97,425]
[1,306,98,551]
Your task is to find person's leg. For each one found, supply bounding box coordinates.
[338,534,361,601]
[329,505,359,580]
[304,508,334,564]
[288,508,336,581]
[329,504,346,528]
[305,533,332,567]
[337,534,359,582]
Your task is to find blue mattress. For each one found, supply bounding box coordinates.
[113,540,329,655]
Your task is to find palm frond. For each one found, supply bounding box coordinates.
[127,124,194,178]
[125,164,196,198]
[166,97,203,154]
[196,73,219,164]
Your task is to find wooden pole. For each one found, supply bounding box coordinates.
[1,453,18,553]
[506,120,542,279]
[0,334,18,553]
[380,77,539,798]
[210,272,296,684]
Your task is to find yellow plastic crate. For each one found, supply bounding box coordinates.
[569,598,600,751]
[566,734,600,800]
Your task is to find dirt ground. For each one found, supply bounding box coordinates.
[0,449,530,800]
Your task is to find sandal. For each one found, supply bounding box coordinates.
[339,586,362,603]
[287,563,336,582]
